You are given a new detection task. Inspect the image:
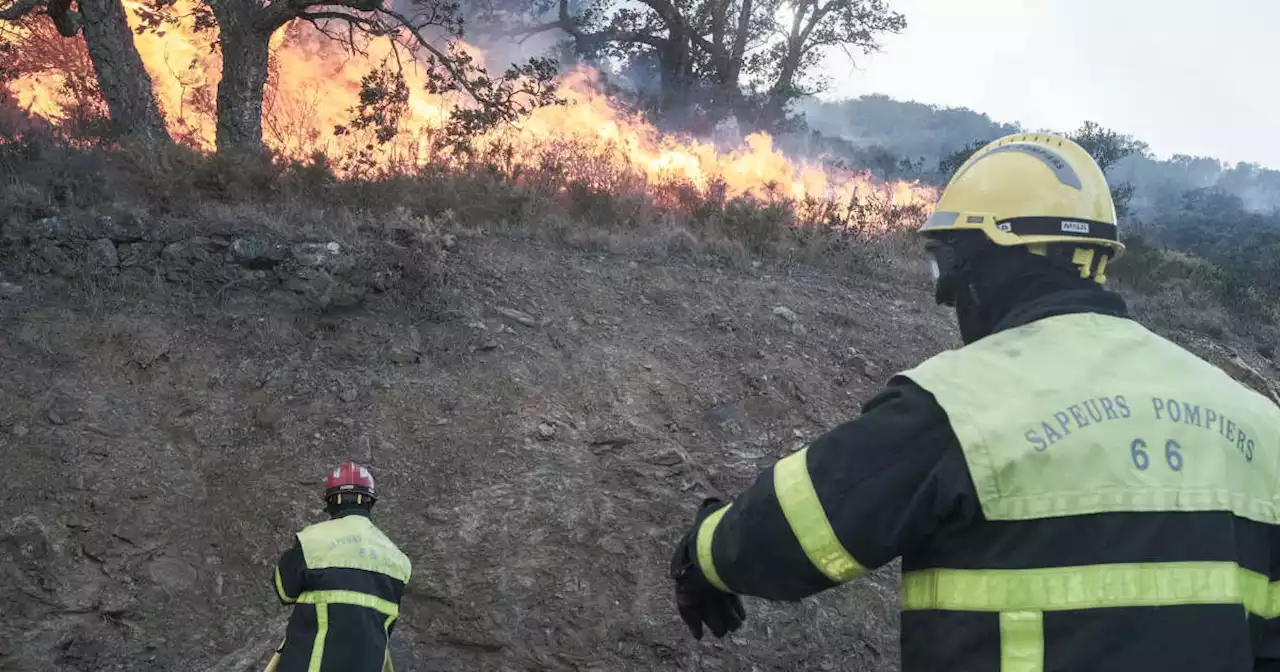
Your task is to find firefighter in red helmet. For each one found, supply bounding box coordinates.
[267,461,412,672]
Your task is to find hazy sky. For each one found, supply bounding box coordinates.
[821,0,1280,169]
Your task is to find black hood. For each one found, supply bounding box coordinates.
[326,501,374,519]
[956,245,1129,344]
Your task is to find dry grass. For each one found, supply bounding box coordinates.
[0,131,926,277]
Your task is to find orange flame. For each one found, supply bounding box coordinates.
[1,15,103,123]
[2,2,937,225]
[9,76,69,121]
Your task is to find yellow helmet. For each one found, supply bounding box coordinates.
[920,132,1124,282]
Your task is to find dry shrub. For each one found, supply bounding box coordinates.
[1109,233,1277,341]
[0,181,54,219]
[1128,290,1233,340]
[1108,235,1217,295]
[0,133,110,208]
[0,129,927,281]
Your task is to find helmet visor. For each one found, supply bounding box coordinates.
[925,240,953,279]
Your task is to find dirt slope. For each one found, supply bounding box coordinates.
[0,212,1274,671]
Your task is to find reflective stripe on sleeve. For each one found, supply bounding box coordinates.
[773,447,866,583]
[274,567,296,603]
[695,505,732,592]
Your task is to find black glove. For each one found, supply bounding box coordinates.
[669,497,747,640]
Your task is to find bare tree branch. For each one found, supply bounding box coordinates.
[728,0,753,68]
[375,6,489,101]
[298,9,376,27]
[503,0,664,48]
[46,0,77,36]
[800,0,838,46]
[635,0,677,25]
[295,9,379,53]
[0,0,46,21]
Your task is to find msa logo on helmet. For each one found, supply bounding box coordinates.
[1061,220,1091,235]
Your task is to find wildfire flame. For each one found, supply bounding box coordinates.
[1,2,937,226]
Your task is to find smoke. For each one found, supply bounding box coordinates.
[1112,154,1280,216]
[429,0,566,71]
[792,95,1021,169]
[789,93,1280,216]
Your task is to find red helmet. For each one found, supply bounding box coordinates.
[324,460,376,503]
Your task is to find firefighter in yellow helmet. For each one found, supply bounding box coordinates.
[668,133,1280,671]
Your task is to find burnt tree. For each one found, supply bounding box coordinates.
[141,0,559,156]
[488,0,905,132]
[1,0,171,141]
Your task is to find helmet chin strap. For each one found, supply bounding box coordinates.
[935,257,996,345]
[954,283,991,344]
[934,259,990,343]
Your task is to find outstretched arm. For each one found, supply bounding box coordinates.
[274,537,307,604]
[691,379,976,601]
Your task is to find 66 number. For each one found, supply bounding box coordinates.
[1130,438,1183,472]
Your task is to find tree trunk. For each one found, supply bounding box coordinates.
[760,45,804,130]
[75,0,171,142]
[656,22,695,117]
[213,12,272,155]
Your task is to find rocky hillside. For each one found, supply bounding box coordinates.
[1,202,1276,672]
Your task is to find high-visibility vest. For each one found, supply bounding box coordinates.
[296,515,412,585]
[898,312,1280,671]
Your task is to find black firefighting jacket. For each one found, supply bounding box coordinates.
[273,510,411,672]
[691,287,1280,671]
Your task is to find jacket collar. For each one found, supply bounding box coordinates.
[992,287,1130,336]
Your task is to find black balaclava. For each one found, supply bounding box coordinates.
[931,232,1103,344]
[953,281,989,345]
[326,497,375,519]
